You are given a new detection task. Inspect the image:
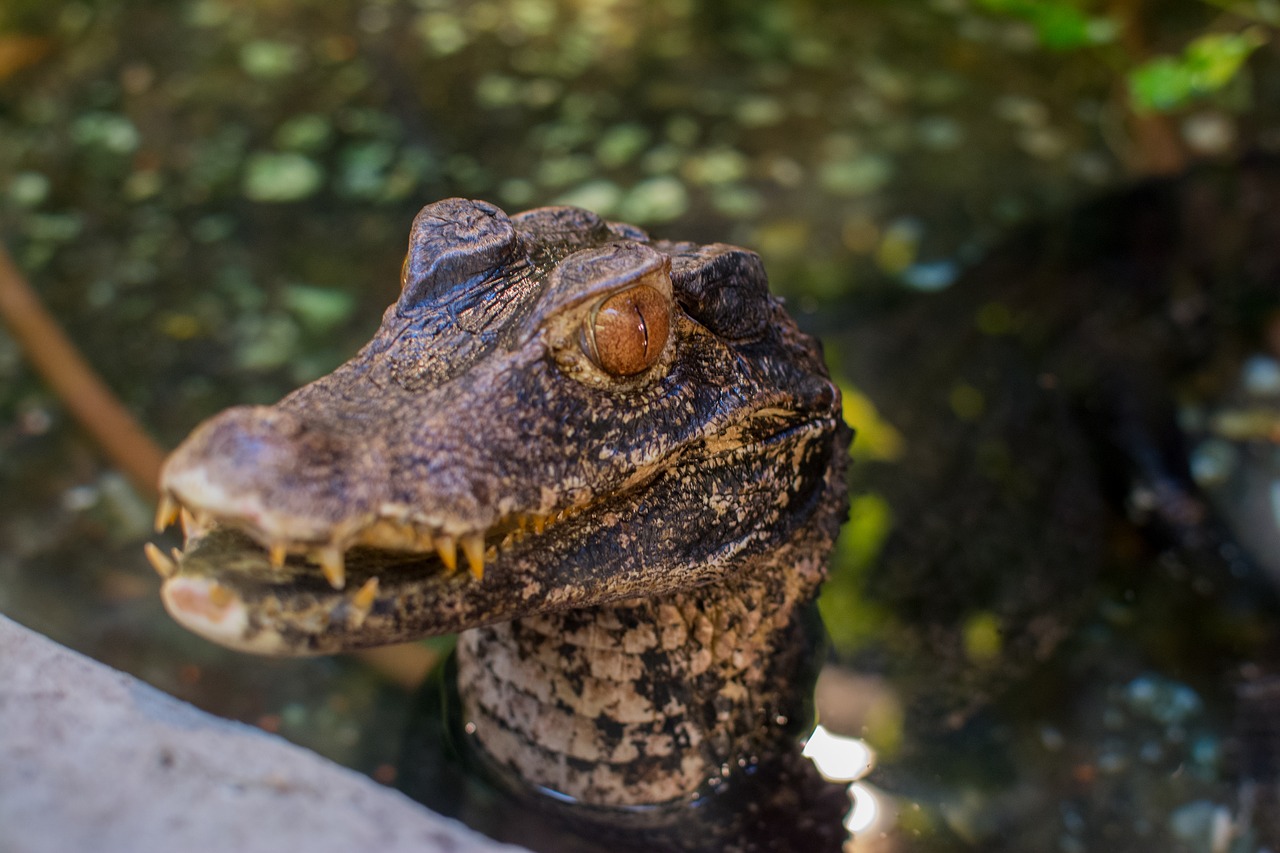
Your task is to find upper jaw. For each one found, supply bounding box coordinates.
[151,414,842,656]
[155,473,582,590]
[154,382,615,592]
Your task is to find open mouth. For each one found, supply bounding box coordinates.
[144,411,835,653]
[143,500,591,655]
[147,493,583,589]
[145,411,830,591]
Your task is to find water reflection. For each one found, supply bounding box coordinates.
[1187,352,1280,585]
[802,724,881,841]
[804,723,875,782]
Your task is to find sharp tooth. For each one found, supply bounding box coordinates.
[170,547,184,563]
[517,515,530,533]
[316,546,346,590]
[462,535,485,581]
[179,508,197,536]
[533,515,546,535]
[154,494,180,533]
[349,577,379,626]
[351,577,379,610]
[143,542,176,578]
[436,535,458,574]
[269,543,288,569]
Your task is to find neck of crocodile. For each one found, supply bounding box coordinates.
[457,473,839,807]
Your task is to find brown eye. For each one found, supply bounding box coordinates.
[584,285,670,376]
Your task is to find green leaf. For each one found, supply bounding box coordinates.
[1128,28,1267,113]
[974,0,1118,50]
[1128,57,1194,113]
[1031,4,1093,49]
[1185,30,1267,88]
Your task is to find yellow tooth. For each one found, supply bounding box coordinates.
[317,546,346,590]
[170,547,184,564]
[154,494,180,533]
[436,535,457,574]
[533,515,546,535]
[462,535,485,581]
[179,508,197,536]
[143,542,176,578]
[516,515,530,533]
[349,577,379,626]
[269,543,288,569]
[351,576,379,610]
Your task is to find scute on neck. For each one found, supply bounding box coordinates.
[456,457,843,808]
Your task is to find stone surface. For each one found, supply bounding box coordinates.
[0,613,522,853]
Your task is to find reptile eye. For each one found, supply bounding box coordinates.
[584,285,670,376]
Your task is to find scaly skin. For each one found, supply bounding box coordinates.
[152,199,850,812]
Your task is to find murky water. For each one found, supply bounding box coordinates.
[3,0,1280,850]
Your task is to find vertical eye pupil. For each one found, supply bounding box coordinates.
[588,285,670,376]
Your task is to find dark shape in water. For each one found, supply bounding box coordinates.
[839,156,1280,728]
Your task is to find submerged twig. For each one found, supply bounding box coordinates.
[0,245,165,498]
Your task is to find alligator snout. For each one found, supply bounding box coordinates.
[159,405,384,574]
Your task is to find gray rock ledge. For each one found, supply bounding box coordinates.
[0,613,524,853]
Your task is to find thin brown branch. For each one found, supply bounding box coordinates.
[0,245,165,498]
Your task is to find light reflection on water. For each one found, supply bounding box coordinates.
[802,724,882,843]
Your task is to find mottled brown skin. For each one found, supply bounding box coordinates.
[156,199,850,820]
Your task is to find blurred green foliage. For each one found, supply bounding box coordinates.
[1129,28,1267,112]
[818,494,893,656]
[975,0,1116,50]
[979,0,1272,114]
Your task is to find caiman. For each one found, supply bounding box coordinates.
[149,200,852,850]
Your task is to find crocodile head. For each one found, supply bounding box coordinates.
[154,199,852,814]
[153,199,849,659]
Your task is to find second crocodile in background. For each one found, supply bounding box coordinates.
[149,199,852,849]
